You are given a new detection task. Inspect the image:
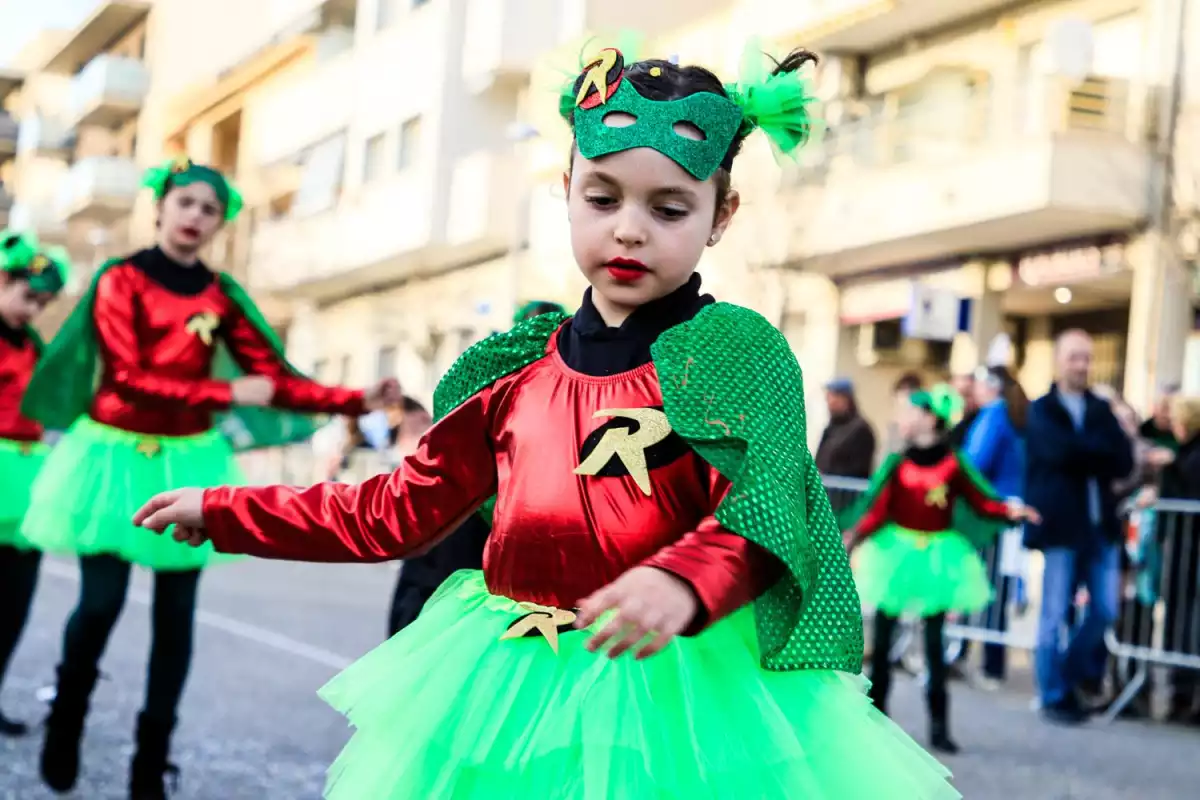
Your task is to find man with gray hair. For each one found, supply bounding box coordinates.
[1024,329,1133,723]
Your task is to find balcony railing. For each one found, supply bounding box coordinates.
[16,116,73,158]
[66,55,150,129]
[786,76,1146,185]
[8,202,68,243]
[0,113,17,155]
[58,156,141,223]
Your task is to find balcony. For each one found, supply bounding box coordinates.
[760,0,1020,54]
[461,0,561,92]
[0,113,18,158]
[445,151,518,253]
[0,186,13,226]
[65,55,149,130]
[8,202,68,244]
[57,156,141,224]
[17,116,73,158]
[781,76,1155,275]
[41,1,151,75]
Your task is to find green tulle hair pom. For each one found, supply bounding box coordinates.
[142,156,244,222]
[725,40,824,159]
[0,230,71,295]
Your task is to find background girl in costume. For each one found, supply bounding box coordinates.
[0,233,68,737]
[134,46,961,799]
[17,158,400,800]
[843,386,1040,754]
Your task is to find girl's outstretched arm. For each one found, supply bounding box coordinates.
[136,388,497,563]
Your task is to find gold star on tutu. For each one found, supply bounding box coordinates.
[499,603,579,655]
[136,439,162,458]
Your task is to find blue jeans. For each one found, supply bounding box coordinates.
[1035,542,1120,706]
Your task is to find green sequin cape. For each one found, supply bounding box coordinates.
[845,450,1007,548]
[431,303,864,674]
[21,259,323,451]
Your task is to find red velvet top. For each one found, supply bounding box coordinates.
[204,331,781,633]
[91,255,364,436]
[0,323,43,442]
[854,449,1010,537]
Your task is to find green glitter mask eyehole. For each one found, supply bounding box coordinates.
[568,50,745,181]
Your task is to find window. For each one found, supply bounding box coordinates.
[363,131,387,184]
[376,345,397,380]
[293,130,347,216]
[313,358,329,381]
[338,355,352,384]
[397,116,421,170]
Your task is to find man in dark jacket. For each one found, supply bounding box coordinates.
[815,378,876,478]
[1024,329,1133,723]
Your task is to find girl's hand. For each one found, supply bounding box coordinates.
[133,489,210,547]
[232,376,275,407]
[365,378,403,411]
[1006,499,1041,525]
[574,566,698,660]
[842,529,861,552]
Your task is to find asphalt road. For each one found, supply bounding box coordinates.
[2,556,1198,799]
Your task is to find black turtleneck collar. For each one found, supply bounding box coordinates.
[0,316,27,348]
[556,273,714,377]
[129,247,215,296]
[904,440,951,466]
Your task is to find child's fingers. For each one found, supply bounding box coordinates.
[575,584,618,629]
[636,628,676,660]
[605,613,655,659]
[141,506,180,533]
[133,492,179,527]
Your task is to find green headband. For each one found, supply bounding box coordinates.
[0,231,70,295]
[910,385,962,425]
[560,43,820,181]
[142,156,244,222]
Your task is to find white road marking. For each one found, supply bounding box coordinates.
[39,559,355,671]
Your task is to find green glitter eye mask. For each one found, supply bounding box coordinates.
[560,44,822,181]
[0,231,70,295]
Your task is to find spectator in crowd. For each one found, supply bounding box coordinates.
[815,378,877,479]
[1141,383,1181,451]
[948,371,979,448]
[962,365,1028,686]
[1025,329,1133,724]
[1153,395,1200,724]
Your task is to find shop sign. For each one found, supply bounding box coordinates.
[1017,241,1127,287]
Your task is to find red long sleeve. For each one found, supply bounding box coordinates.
[222,310,365,417]
[641,468,783,633]
[94,268,233,410]
[952,468,1010,520]
[202,388,496,562]
[854,478,895,537]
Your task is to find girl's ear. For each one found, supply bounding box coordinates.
[710,189,740,244]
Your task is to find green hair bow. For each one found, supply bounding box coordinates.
[911,384,964,425]
[142,156,244,222]
[0,230,71,295]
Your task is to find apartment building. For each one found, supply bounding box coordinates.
[0,70,23,229]
[5,1,152,332]
[768,0,1200,429]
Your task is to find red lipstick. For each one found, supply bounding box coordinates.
[605,257,649,282]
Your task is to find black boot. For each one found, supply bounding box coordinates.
[928,688,960,754]
[0,708,29,737]
[129,713,180,800]
[40,665,99,793]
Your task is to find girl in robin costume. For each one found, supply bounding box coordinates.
[135,45,961,799]
[844,386,1040,754]
[0,233,69,737]
[17,158,399,799]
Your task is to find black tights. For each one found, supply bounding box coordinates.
[61,555,200,724]
[0,545,41,691]
[868,611,949,723]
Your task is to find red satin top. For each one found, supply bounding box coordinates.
[204,331,781,632]
[855,452,1010,537]
[91,261,365,436]
[0,326,43,442]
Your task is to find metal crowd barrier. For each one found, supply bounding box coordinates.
[1102,498,1200,722]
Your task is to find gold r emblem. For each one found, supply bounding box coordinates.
[573,408,672,496]
[185,311,220,346]
[499,603,579,655]
[925,484,949,509]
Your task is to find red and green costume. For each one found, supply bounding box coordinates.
[846,447,1010,617]
[197,303,958,799]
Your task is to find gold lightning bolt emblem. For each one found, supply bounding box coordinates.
[185,311,220,346]
[574,408,672,496]
[170,154,193,173]
[575,48,619,108]
[499,603,579,655]
[925,484,949,509]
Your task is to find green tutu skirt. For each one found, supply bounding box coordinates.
[18,417,244,571]
[319,570,959,799]
[853,524,992,617]
[0,437,48,548]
